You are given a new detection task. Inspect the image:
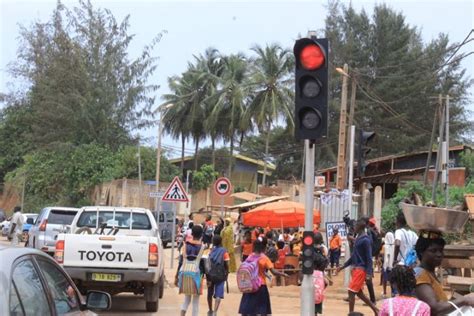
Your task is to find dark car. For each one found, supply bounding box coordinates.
[0,245,111,315]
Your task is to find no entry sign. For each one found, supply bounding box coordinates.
[214,177,232,196]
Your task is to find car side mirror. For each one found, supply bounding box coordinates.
[26,218,35,225]
[86,291,111,310]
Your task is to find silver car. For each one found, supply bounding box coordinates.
[27,207,79,254]
[0,245,111,316]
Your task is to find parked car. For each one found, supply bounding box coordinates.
[27,207,79,254]
[0,245,111,316]
[55,206,165,312]
[3,213,38,241]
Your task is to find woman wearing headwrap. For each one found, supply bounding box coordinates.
[221,218,237,273]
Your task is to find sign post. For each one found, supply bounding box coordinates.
[214,177,232,217]
[161,176,189,269]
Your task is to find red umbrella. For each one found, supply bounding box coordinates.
[242,201,321,228]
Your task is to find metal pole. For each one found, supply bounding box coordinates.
[155,110,164,223]
[220,195,224,218]
[170,204,176,268]
[301,139,315,316]
[344,125,355,287]
[445,95,450,206]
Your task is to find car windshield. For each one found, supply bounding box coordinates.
[76,211,151,230]
[48,210,77,225]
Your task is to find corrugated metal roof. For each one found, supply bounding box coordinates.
[319,145,472,173]
[228,195,290,210]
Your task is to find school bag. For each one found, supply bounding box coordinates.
[206,247,227,283]
[178,244,205,295]
[400,229,418,267]
[236,254,262,293]
[313,270,325,304]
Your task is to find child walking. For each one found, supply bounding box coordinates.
[313,253,330,315]
[379,265,430,316]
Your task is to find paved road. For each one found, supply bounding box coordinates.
[1,236,377,315]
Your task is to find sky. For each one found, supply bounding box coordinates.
[1,0,473,158]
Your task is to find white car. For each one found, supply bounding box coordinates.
[55,206,165,312]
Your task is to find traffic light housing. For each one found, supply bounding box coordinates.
[302,231,314,274]
[293,37,329,141]
[357,130,376,176]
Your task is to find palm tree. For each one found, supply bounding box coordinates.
[245,44,294,185]
[194,48,226,168]
[161,76,191,171]
[208,53,250,177]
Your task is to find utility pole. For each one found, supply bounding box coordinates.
[445,95,450,206]
[344,125,355,287]
[336,64,349,190]
[431,98,446,203]
[423,95,441,185]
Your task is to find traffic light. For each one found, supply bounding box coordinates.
[357,130,376,176]
[293,37,329,140]
[302,231,314,274]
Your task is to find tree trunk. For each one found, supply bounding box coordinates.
[194,138,199,171]
[181,134,185,172]
[211,137,216,169]
[262,129,270,186]
[228,135,234,178]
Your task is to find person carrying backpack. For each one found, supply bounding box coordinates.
[237,237,288,316]
[175,225,206,316]
[206,235,229,316]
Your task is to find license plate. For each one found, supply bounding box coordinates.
[91,273,122,282]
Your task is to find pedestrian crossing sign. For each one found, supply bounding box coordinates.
[161,176,189,202]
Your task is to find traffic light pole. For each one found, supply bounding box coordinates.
[301,139,315,316]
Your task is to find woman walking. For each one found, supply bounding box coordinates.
[175,225,205,316]
[221,218,237,272]
[238,237,288,316]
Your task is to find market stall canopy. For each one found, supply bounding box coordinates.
[228,195,289,211]
[242,200,321,228]
[230,191,261,202]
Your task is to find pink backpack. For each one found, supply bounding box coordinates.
[313,270,325,304]
[237,254,262,293]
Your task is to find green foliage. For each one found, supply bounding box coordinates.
[5,143,119,208]
[460,151,474,181]
[192,164,219,191]
[193,147,232,175]
[113,146,178,182]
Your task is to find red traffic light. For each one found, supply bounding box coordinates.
[300,44,325,70]
[303,235,313,246]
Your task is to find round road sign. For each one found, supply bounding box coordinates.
[214,177,232,196]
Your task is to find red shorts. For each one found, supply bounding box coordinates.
[348,268,366,293]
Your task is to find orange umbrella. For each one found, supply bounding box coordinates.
[242,200,321,228]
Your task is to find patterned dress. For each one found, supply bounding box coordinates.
[221,225,236,272]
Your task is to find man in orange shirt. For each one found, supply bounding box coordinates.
[329,228,342,275]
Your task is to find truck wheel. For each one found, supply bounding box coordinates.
[162,241,168,248]
[158,276,164,299]
[146,301,158,312]
[145,283,159,312]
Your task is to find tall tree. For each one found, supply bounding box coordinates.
[208,53,250,177]
[6,0,163,149]
[325,1,472,158]
[245,44,294,185]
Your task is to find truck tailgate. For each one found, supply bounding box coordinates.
[63,234,149,269]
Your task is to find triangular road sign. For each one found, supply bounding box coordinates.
[162,176,189,202]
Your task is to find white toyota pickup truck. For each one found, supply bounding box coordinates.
[54,206,165,312]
